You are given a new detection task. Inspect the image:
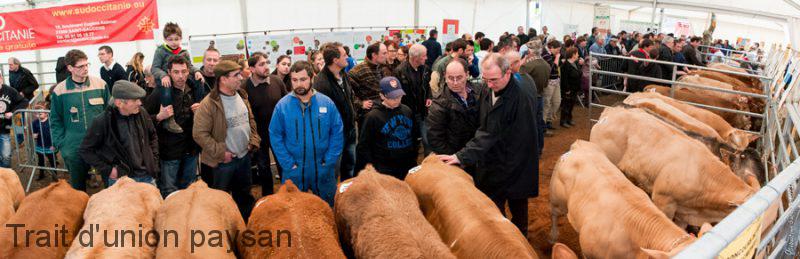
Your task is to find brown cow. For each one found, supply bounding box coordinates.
[677,74,745,104]
[335,166,454,259]
[0,169,24,225]
[405,155,538,259]
[154,180,245,258]
[590,107,756,227]
[708,62,762,88]
[551,243,579,259]
[65,177,163,258]
[690,70,752,90]
[623,92,765,185]
[239,180,345,259]
[551,140,700,258]
[0,180,89,258]
[644,85,752,130]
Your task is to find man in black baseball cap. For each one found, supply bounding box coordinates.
[355,76,418,179]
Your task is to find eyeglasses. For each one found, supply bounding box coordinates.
[482,76,502,84]
[73,63,90,70]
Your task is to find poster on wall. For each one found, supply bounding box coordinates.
[443,19,459,35]
[593,5,611,35]
[290,33,315,61]
[399,29,428,45]
[189,36,246,65]
[0,0,159,53]
[619,20,659,34]
[662,16,693,37]
[736,38,751,49]
[314,31,354,49]
[246,33,293,68]
[351,30,385,60]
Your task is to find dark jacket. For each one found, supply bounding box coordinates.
[520,58,551,96]
[560,59,582,93]
[393,61,431,117]
[624,49,661,92]
[0,85,28,134]
[427,83,481,155]
[455,76,539,199]
[244,75,287,149]
[55,57,69,83]
[79,106,160,179]
[9,66,38,100]
[125,65,147,91]
[657,45,675,80]
[355,103,417,179]
[605,44,622,55]
[517,33,530,45]
[422,38,443,68]
[313,66,358,139]
[100,63,127,91]
[682,45,704,66]
[144,78,202,161]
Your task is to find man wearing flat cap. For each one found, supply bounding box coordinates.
[80,80,160,187]
[193,60,260,221]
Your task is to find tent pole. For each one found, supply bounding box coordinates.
[414,0,419,28]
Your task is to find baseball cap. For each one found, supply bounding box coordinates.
[379,76,405,99]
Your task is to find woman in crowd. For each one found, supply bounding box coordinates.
[309,50,324,75]
[384,40,401,72]
[559,46,582,128]
[271,55,292,91]
[126,52,148,92]
[397,45,409,63]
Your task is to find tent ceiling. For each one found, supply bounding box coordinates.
[573,0,799,23]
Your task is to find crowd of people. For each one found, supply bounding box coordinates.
[0,21,763,236]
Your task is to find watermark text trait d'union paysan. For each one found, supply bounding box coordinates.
[5,224,292,253]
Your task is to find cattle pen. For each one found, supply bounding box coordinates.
[587,45,800,258]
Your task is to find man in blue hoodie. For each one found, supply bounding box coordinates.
[270,61,344,206]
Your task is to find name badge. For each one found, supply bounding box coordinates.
[88,98,104,105]
[319,107,328,114]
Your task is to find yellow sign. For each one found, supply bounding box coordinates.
[717,215,763,259]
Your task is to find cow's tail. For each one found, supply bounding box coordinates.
[550,204,560,244]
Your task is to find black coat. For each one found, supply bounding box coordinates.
[9,66,38,100]
[624,50,661,92]
[100,63,127,91]
[560,59,582,94]
[313,66,358,140]
[455,76,539,199]
[657,45,675,80]
[79,106,160,179]
[422,38,443,68]
[427,83,481,155]
[682,45,704,66]
[144,79,202,161]
[394,61,431,117]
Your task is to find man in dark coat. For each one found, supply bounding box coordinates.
[80,80,160,187]
[438,53,539,236]
[657,36,676,80]
[682,36,705,66]
[421,29,443,68]
[624,39,660,92]
[394,44,432,154]
[8,57,39,100]
[314,42,359,180]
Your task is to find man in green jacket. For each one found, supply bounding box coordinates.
[50,49,110,191]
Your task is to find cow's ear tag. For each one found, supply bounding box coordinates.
[339,181,353,193]
[408,165,422,175]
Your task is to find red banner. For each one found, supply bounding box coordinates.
[0,0,159,53]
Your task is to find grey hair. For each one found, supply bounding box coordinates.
[662,36,674,45]
[481,53,510,74]
[526,39,543,57]
[8,57,20,65]
[409,44,426,58]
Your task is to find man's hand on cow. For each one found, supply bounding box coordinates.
[161,76,172,87]
[156,105,174,121]
[110,167,118,180]
[362,100,373,109]
[191,103,201,113]
[224,151,234,163]
[438,154,460,165]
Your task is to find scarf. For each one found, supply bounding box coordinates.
[164,44,182,55]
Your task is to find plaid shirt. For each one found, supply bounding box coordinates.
[348,60,393,102]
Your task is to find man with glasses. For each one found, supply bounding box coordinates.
[193,60,260,220]
[438,53,540,237]
[50,49,110,191]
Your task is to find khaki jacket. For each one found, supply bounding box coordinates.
[192,85,260,167]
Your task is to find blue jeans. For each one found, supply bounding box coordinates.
[338,129,357,180]
[159,154,198,197]
[416,114,431,156]
[536,97,545,155]
[0,134,10,168]
[108,175,157,187]
[212,155,255,221]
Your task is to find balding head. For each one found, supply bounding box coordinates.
[480,53,512,92]
[504,51,522,73]
[7,57,20,72]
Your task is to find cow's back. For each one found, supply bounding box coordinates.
[0,169,24,225]
[65,177,163,258]
[644,85,751,130]
[406,156,537,259]
[154,180,245,258]
[0,180,88,258]
[335,167,454,259]
[624,92,724,143]
[240,180,345,259]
